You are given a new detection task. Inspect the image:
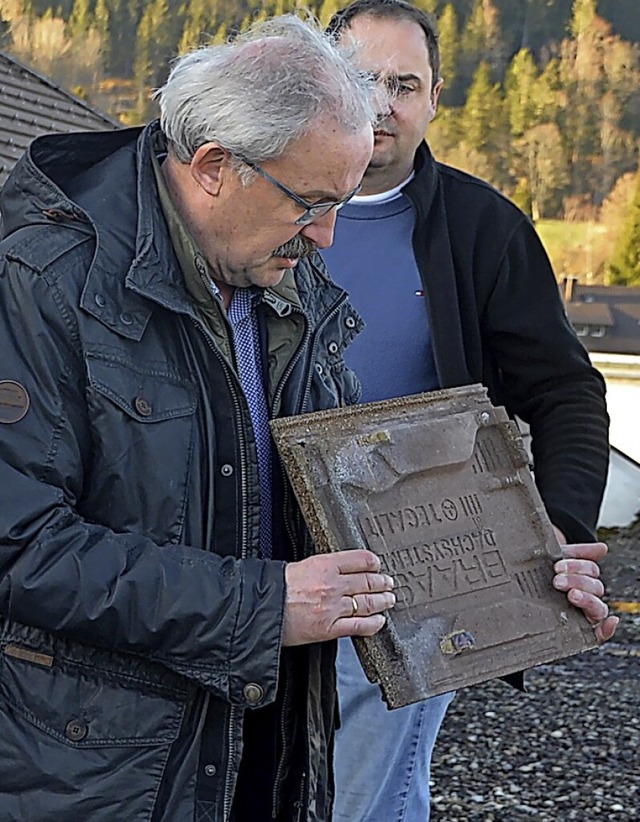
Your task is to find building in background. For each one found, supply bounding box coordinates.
[561,277,640,527]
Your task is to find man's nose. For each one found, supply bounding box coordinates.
[299,209,338,249]
[375,77,395,120]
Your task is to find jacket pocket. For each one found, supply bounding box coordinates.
[84,351,197,544]
[0,640,188,821]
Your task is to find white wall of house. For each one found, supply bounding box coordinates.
[590,353,640,463]
[598,448,640,528]
[589,353,640,527]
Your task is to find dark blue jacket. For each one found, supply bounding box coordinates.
[0,122,363,821]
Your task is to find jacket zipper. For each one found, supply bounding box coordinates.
[189,316,250,822]
[270,291,348,817]
[187,283,348,819]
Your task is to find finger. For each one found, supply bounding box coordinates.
[552,525,567,545]
[560,542,608,562]
[341,591,396,619]
[566,588,609,622]
[554,573,605,598]
[343,571,395,595]
[594,615,619,644]
[333,614,387,639]
[360,591,397,615]
[554,559,600,578]
[334,549,381,575]
[342,594,359,619]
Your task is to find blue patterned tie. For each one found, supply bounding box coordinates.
[227,288,272,558]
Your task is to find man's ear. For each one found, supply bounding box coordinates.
[429,78,444,121]
[190,142,230,196]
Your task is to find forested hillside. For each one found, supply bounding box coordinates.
[1,0,639,245]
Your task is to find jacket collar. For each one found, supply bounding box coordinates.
[3,121,348,338]
[402,141,439,220]
[400,140,472,387]
[80,122,310,330]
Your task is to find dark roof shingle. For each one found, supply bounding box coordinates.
[0,50,119,188]
[561,278,640,355]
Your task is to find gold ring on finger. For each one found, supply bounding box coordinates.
[349,595,359,618]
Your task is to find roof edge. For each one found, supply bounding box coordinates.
[0,48,121,128]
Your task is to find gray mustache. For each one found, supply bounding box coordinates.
[273,235,317,259]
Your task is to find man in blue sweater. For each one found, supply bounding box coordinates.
[323,2,617,820]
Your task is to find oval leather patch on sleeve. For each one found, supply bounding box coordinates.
[0,381,31,424]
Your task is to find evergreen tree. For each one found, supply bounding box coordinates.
[252,6,269,25]
[558,0,606,200]
[237,13,251,33]
[133,0,164,121]
[318,0,340,27]
[608,172,640,285]
[211,19,227,44]
[598,32,640,196]
[145,0,178,85]
[0,13,11,48]
[461,0,506,77]
[68,0,92,38]
[459,60,510,187]
[504,48,538,138]
[511,176,532,217]
[437,3,459,103]
[178,0,211,53]
[452,0,506,105]
[534,57,563,125]
[512,0,573,55]
[570,0,597,39]
[427,105,464,157]
[106,0,146,78]
[415,0,438,14]
[461,60,506,149]
[4,0,639,200]
[94,0,109,43]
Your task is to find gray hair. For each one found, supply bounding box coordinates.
[154,14,380,164]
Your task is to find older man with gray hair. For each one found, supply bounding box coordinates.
[0,15,395,821]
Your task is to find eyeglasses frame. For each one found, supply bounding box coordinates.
[237,157,361,225]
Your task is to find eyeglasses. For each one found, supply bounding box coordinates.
[238,157,361,225]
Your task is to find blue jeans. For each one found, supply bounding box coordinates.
[333,638,455,822]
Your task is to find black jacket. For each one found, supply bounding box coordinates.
[0,123,363,821]
[403,143,609,542]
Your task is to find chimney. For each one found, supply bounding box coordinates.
[562,276,578,303]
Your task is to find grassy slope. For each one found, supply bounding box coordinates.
[536,220,611,284]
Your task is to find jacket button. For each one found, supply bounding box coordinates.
[120,312,133,325]
[204,764,217,777]
[243,683,264,705]
[315,363,323,375]
[220,464,233,477]
[327,342,339,355]
[345,316,356,328]
[94,294,106,308]
[134,396,152,416]
[65,718,88,741]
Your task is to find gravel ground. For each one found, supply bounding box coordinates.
[430,527,640,822]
